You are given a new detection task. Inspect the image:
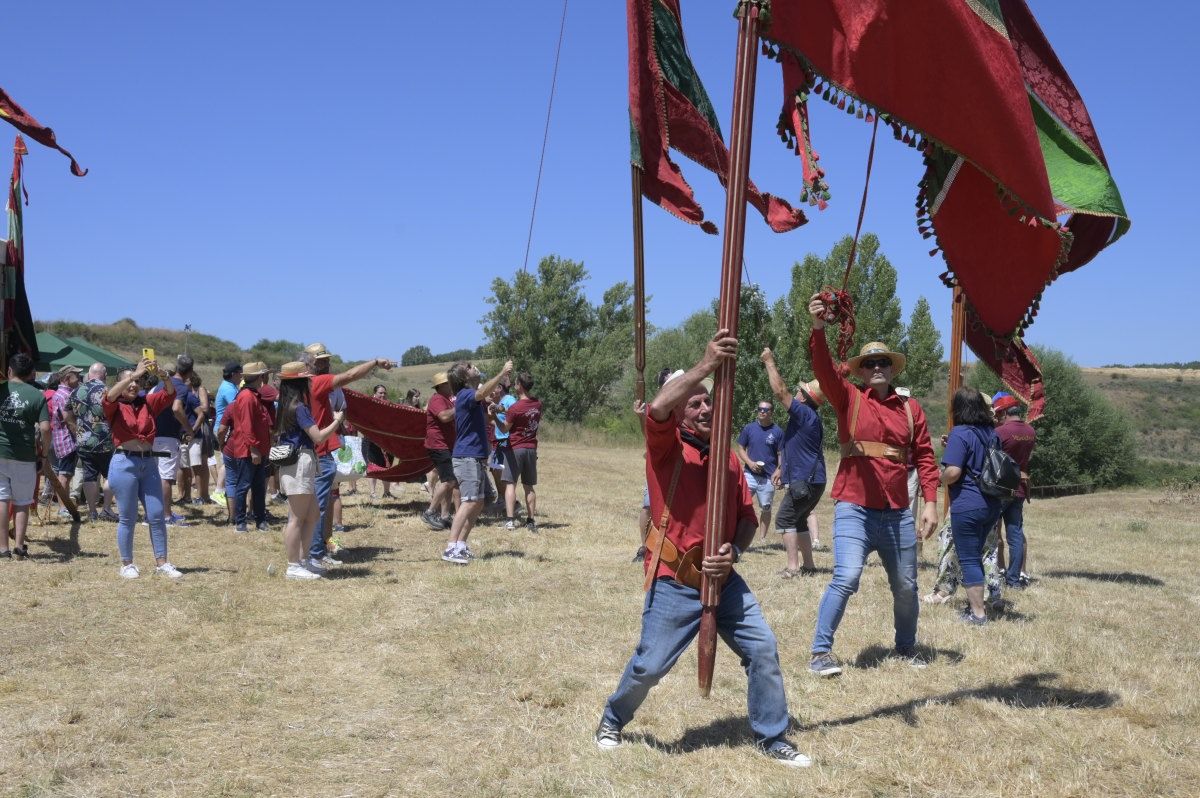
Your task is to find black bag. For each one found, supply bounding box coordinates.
[268,442,299,467]
[970,427,1022,499]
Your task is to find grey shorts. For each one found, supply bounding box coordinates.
[453,457,488,502]
[502,448,538,486]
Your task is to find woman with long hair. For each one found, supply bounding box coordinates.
[273,362,344,580]
[939,387,1005,624]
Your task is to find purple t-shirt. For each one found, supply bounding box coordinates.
[452,387,489,459]
[279,404,317,449]
[737,421,783,474]
[942,424,1002,512]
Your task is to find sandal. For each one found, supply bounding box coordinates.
[922,591,951,605]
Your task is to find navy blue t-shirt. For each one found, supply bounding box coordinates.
[942,424,1002,512]
[153,376,190,439]
[781,397,825,485]
[452,387,489,459]
[737,421,783,474]
[279,404,317,450]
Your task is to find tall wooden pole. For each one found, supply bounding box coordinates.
[943,282,965,516]
[631,166,647,404]
[698,0,762,698]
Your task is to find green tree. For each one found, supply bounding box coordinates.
[899,296,944,397]
[482,255,633,423]
[401,345,434,366]
[770,233,904,384]
[968,346,1136,488]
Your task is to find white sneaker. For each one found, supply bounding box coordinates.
[441,548,469,564]
[504,519,518,531]
[119,563,140,579]
[155,562,184,579]
[286,563,322,580]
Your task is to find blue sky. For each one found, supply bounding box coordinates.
[4,1,1194,366]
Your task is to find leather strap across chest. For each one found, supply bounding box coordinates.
[642,455,703,591]
[839,389,913,464]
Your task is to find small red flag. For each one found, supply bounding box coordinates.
[0,86,87,176]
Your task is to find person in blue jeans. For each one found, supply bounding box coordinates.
[101,359,184,580]
[596,330,811,768]
[940,388,1005,624]
[805,295,941,677]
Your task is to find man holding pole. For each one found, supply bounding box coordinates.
[595,331,810,768]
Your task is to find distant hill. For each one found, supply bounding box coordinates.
[33,318,490,403]
[1082,367,1200,465]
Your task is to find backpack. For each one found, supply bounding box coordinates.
[970,427,1022,499]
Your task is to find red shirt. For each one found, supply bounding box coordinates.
[220,387,272,459]
[258,384,279,426]
[810,329,939,509]
[507,398,542,449]
[643,413,756,582]
[424,392,455,451]
[996,418,1037,498]
[103,392,174,448]
[310,374,340,456]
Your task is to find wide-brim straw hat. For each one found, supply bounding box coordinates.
[798,379,825,406]
[304,342,333,360]
[432,371,449,388]
[847,341,906,376]
[278,361,312,380]
[242,361,269,377]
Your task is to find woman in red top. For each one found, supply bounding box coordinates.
[804,294,941,676]
[102,358,183,580]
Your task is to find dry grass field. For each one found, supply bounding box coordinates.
[1,441,1197,797]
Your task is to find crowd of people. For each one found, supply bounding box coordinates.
[0,343,545,579]
[597,292,1038,766]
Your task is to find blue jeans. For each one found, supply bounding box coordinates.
[228,457,267,526]
[812,501,918,654]
[602,573,789,747]
[1002,499,1026,585]
[109,452,167,562]
[308,453,337,559]
[222,452,236,495]
[949,505,1001,588]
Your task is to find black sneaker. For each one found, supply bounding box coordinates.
[256,522,271,532]
[809,652,842,677]
[0,550,10,559]
[761,739,812,768]
[12,546,28,560]
[891,646,929,669]
[595,719,622,750]
[439,515,453,529]
[420,510,445,531]
[631,546,647,562]
[959,609,988,626]
[525,518,538,534]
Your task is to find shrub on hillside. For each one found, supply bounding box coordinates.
[969,347,1137,489]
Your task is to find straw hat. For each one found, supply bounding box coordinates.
[55,365,82,379]
[432,371,449,388]
[847,341,906,376]
[278,361,312,380]
[304,342,333,360]
[798,379,825,406]
[242,361,269,377]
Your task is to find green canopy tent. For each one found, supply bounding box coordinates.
[34,331,133,373]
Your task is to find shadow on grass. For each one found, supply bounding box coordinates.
[337,546,396,564]
[631,672,1116,753]
[1043,570,1165,587]
[38,523,107,562]
[746,543,785,555]
[322,566,372,579]
[852,643,964,669]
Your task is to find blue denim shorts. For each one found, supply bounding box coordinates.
[744,470,776,510]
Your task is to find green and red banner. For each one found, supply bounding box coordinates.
[628,0,806,234]
[3,136,40,363]
[763,0,1129,418]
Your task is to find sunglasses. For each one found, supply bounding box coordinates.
[860,357,892,370]
[756,407,773,413]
